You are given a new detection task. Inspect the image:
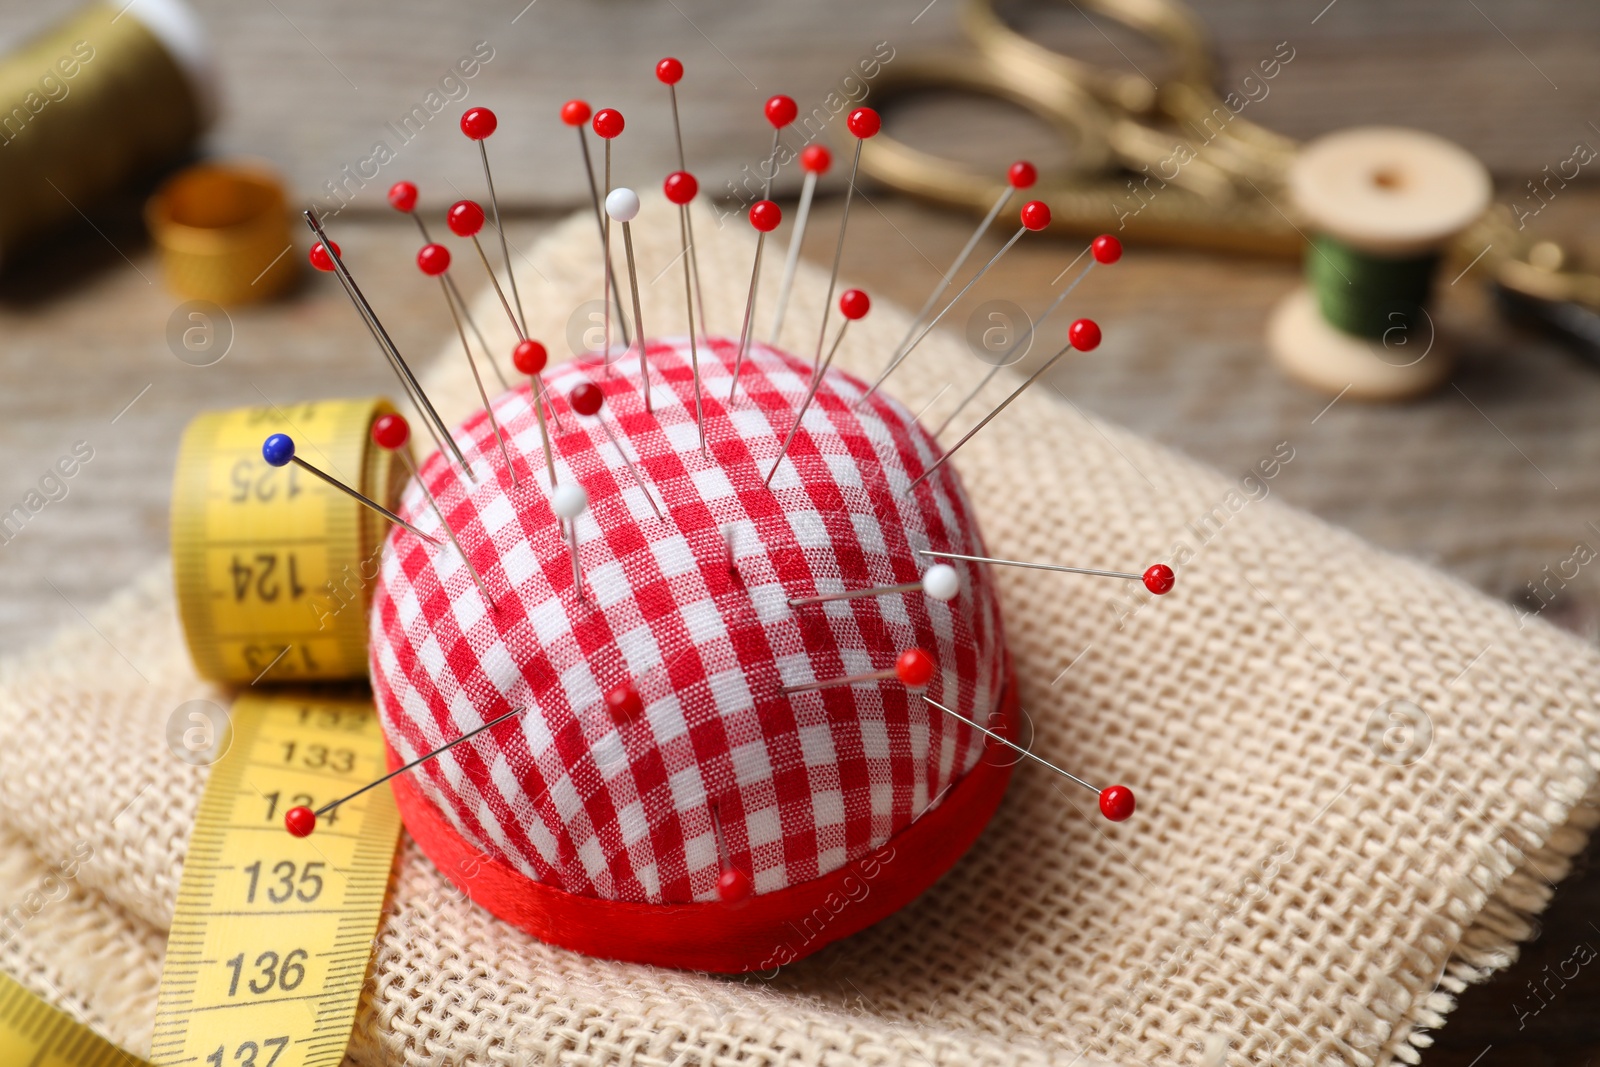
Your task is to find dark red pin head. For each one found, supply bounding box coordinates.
[592,108,624,139]
[416,243,450,276]
[895,649,935,688]
[764,94,797,128]
[308,240,340,272]
[839,288,870,320]
[716,866,753,903]
[1142,564,1174,595]
[655,57,683,84]
[371,413,410,451]
[387,180,418,213]
[1068,317,1102,352]
[569,381,604,416]
[512,339,548,376]
[1092,234,1123,264]
[560,99,591,126]
[460,106,497,140]
[446,200,485,237]
[749,200,782,233]
[663,170,699,205]
[1008,160,1037,189]
[284,805,316,837]
[1099,784,1136,822]
[605,680,643,722]
[846,107,880,139]
[1020,200,1052,231]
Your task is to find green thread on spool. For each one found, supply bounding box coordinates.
[1306,234,1438,340]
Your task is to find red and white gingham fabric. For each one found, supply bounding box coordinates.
[369,337,1007,904]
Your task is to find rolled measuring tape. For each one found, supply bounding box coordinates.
[171,397,407,684]
[150,397,411,1067]
[1267,126,1492,401]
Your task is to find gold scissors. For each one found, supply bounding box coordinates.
[859,0,1600,313]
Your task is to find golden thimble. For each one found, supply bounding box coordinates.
[146,162,298,305]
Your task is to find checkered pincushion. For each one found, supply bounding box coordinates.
[369,337,1008,905]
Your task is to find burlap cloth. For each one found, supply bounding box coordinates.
[3,196,1598,1067]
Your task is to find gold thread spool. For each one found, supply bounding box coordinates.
[171,398,408,684]
[0,0,211,261]
[1268,127,1491,401]
[146,161,299,303]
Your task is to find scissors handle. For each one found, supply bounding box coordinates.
[856,49,1302,256]
[864,0,1600,321]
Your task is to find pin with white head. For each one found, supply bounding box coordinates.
[569,381,663,520]
[388,180,501,388]
[560,99,630,350]
[655,58,708,335]
[367,414,494,608]
[415,241,517,486]
[510,339,560,488]
[781,648,935,696]
[663,170,706,450]
[592,108,628,363]
[936,234,1122,438]
[460,107,526,336]
[921,694,1136,821]
[769,143,831,344]
[604,186,651,412]
[260,430,441,548]
[727,199,782,402]
[788,561,959,608]
[550,482,590,600]
[303,212,470,478]
[766,288,870,486]
[888,160,1038,375]
[906,317,1101,494]
[862,199,1054,406]
[810,107,880,379]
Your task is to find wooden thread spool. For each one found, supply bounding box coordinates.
[1268,127,1490,400]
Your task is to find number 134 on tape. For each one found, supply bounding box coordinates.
[151,692,400,1067]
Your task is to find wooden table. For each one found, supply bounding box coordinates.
[1,0,1598,1063]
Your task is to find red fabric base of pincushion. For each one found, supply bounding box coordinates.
[388,678,1018,973]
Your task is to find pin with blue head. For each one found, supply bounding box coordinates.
[259,431,440,547]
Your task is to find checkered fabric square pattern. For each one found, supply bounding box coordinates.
[370,338,1008,904]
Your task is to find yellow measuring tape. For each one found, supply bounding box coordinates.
[153,397,408,1065]
[150,690,400,1067]
[4,398,411,1065]
[171,398,405,684]
[0,969,150,1066]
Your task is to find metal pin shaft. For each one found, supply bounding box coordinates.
[289,456,440,547]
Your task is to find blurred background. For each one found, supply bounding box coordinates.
[1,1,1597,1062]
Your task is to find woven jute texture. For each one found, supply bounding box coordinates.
[2,195,1599,1067]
